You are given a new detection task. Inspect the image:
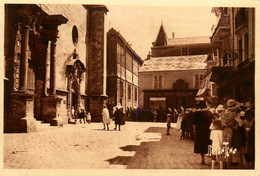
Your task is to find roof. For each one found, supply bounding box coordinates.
[83,5,109,13]
[168,36,210,46]
[139,55,207,72]
[153,24,168,46]
[108,28,143,63]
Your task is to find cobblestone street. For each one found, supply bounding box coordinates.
[4,121,213,170]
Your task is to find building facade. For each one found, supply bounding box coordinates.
[199,7,255,106]
[4,4,108,132]
[107,28,143,114]
[139,24,212,111]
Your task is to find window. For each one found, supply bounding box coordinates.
[120,46,125,66]
[128,84,131,100]
[119,81,124,98]
[235,8,248,31]
[133,59,138,75]
[182,47,188,56]
[154,75,163,89]
[134,87,137,102]
[126,52,133,71]
[72,26,78,46]
[117,44,121,63]
[154,76,158,89]
[158,75,162,88]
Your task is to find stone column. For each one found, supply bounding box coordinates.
[41,30,63,126]
[6,21,36,133]
[19,24,30,91]
[50,39,57,96]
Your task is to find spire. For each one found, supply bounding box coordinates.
[153,22,168,46]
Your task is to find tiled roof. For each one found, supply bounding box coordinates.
[168,36,210,45]
[139,55,207,72]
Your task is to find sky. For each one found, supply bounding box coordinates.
[105,5,217,60]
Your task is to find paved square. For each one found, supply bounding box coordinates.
[4,121,212,169]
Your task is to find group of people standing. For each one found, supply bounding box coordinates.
[102,103,125,131]
[171,99,254,169]
[71,107,91,124]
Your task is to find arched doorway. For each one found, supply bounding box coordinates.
[67,57,86,122]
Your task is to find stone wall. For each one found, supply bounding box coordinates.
[87,9,106,121]
[39,4,87,95]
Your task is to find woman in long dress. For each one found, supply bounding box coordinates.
[175,114,183,130]
[114,103,125,131]
[102,105,110,130]
[193,101,212,165]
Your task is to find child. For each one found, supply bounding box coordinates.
[86,112,91,124]
[209,119,224,169]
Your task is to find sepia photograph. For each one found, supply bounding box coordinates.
[1,0,258,175]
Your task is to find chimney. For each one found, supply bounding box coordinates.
[172,32,175,38]
[146,51,151,60]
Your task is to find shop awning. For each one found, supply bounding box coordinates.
[197,72,212,96]
[196,86,207,96]
[209,66,232,83]
[201,72,212,88]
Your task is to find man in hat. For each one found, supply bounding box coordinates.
[216,104,225,117]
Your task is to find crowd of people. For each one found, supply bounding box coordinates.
[70,98,255,169]
[169,99,255,169]
[124,106,180,122]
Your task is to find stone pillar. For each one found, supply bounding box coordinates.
[19,24,30,91]
[50,40,57,96]
[5,93,36,133]
[5,20,37,133]
[41,32,63,126]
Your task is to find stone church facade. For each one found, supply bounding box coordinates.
[4,4,108,132]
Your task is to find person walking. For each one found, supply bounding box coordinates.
[219,99,240,169]
[193,101,212,165]
[166,108,172,135]
[79,108,86,124]
[186,108,194,140]
[102,105,110,130]
[175,114,183,130]
[180,110,188,139]
[114,103,125,131]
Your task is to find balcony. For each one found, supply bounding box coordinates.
[211,12,230,42]
[235,8,248,33]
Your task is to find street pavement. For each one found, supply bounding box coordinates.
[4,121,213,169]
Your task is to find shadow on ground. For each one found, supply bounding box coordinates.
[105,127,212,169]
